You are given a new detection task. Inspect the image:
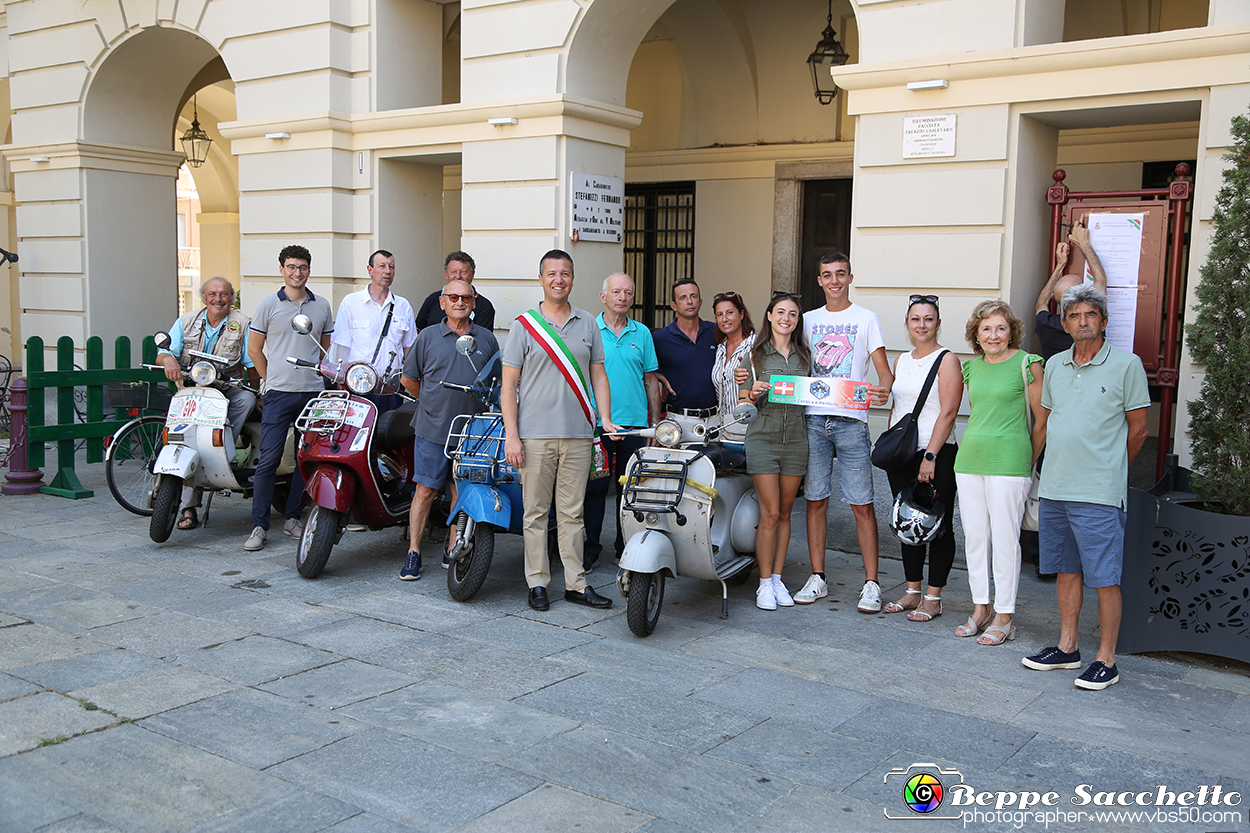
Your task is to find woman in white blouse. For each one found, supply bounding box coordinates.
[710,291,755,447]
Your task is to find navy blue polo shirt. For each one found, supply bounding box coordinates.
[652,318,718,410]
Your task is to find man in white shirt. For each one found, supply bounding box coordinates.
[792,252,894,613]
[330,249,416,410]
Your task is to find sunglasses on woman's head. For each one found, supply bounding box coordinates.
[713,291,739,304]
[909,294,939,305]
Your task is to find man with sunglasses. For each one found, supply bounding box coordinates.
[397,280,499,580]
[244,245,334,552]
[793,252,893,611]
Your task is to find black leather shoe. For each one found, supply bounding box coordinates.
[564,585,612,609]
[528,586,549,611]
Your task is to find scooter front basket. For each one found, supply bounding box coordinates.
[296,390,353,435]
[621,453,691,515]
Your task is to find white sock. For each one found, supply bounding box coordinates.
[759,577,771,589]
[771,574,785,586]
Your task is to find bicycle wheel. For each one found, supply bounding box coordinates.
[105,415,166,516]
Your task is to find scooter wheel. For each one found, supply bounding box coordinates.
[626,571,664,637]
[149,475,181,543]
[447,516,494,601]
[297,505,341,579]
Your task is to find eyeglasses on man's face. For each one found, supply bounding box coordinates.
[442,293,474,303]
[283,263,311,274]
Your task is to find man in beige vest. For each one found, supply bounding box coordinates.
[157,276,257,530]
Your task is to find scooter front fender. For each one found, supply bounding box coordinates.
[619,529,677,579]
[449,485,512,529]
[304,465,356,513]
[152,444,198,480]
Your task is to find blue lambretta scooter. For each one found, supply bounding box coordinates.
[438,335,523,601]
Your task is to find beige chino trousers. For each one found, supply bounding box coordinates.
[521,437,592,592]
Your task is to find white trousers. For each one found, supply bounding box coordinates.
[955,473,1031,614]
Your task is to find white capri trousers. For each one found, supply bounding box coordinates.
[955,473,1031,614]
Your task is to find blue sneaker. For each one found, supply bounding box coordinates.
[1075,661,1119,690]
[399,552,422,581]
[1022,646,1081,671]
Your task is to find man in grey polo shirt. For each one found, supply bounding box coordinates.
[1023,284,1149,690]
[502,249,621,611]
[245,244,334,552]
[397,279,499,581]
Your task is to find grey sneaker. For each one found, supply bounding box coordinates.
[857,580,882,613]
[284,518,303,539]
[244,526,267,551]
[793,574,828,605]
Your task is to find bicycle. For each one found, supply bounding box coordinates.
[104,381,170,516]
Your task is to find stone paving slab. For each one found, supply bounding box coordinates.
[11,647,169,692]
[323,589,500,633]
[141,687,368,769]
[266,728,542,832]
[548,635,742,695]
[180,789,362,833]
[689,667,879,731]
[67,665,239,719]
[452,783,653,833]
[444,613,601,658]
[0,671,40,702]
[0,691,118,756]
[280,614,420,655]
[500,725,795,833]
[84,611,254,657]
[196,596,356,638]
[0,773,83,832]
[336,680,578,762]
[171,635,341,686]
[389,639,582,699]
[258,658,419,709]
[0,623,114,671]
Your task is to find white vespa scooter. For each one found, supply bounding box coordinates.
[613,402,760,636]
[147,333,296,543]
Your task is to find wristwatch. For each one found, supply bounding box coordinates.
[923,451,936,462]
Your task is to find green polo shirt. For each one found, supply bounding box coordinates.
[1039,340,1150,509]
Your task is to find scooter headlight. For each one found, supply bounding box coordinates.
[654,419,682,447]
[190,361,218,386]
[344,362,379,395]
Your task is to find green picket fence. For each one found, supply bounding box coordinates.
[25,335,170,498]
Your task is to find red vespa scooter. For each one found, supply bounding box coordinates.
[285,314,417,578]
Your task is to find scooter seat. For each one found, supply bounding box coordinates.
[376,401,418,450]
[700,443,746,471]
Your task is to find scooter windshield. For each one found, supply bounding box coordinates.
[318,344,353,385]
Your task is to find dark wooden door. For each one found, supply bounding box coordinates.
[800,179,853,311]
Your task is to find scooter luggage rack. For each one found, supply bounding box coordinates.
[296,390,352,435]
[621,456,691,518]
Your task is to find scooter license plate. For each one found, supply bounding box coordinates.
[167,389,227,428]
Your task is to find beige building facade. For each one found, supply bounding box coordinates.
[0,0,1246,470]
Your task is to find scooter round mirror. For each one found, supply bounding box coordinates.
[153,331,172,351]
[455,334,478,356]
[291,314,313,336]
[731,402,758,426]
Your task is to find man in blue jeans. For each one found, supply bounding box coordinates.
[244,245,334,551]
[793,252,893,612]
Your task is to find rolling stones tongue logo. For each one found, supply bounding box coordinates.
[814,331,854,375]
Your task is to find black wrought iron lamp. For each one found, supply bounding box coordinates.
[179,95,212,168]
[807,0,849,105]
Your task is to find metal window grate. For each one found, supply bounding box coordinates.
[625,183,695,329]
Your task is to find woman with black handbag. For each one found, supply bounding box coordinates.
[879,296,962,621]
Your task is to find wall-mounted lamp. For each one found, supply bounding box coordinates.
[487,117,519,127]
[807,0,849,105]
[906,79,949,91]
[29,156,50,163]
[179,94,213,168]
[265,132,292,140]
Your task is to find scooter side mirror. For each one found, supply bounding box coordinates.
[153,331,172,351]
[731,402,758,426]
[455,334,477,356]
[291,314,313,336]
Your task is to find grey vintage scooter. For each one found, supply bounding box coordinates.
[612,402,760,636]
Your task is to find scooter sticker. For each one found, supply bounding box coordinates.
[167,389,228,427]
[343,403,369,429]
[349,426,370,452]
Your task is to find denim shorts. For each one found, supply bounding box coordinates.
[413,435,453,490]
[1038,498,1126,587]
[805,414,874,505]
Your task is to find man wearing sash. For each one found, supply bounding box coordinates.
[502,250,622,611]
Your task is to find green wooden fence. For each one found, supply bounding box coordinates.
[25,335,170,498]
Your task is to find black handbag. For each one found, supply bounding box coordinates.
[871,350,948,472]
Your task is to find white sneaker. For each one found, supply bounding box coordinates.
[793,574,828,605]
[858,579,882,613]
[756,582,777,611]
[244,526,267,552]
[772,576,794,607]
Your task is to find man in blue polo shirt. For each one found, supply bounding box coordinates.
[584,272,659,571]
[652,278,718,420]
[1023,284,1149,691]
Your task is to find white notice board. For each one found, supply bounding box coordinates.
[571,172,625,243]
[902,114,957,159]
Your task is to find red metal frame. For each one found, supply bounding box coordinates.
[1046,164,1193,483]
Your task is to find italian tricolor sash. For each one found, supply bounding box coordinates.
[517,309,596,426]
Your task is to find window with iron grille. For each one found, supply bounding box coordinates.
[624,182,695,329]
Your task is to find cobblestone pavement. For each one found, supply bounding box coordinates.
[1,460,1247,833]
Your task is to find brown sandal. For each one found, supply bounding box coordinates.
[177,508,199,530]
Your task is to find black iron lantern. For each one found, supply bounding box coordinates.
[807,0,849,105]
[179,95,212,168]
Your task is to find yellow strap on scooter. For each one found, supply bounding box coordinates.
[620,474,718,501]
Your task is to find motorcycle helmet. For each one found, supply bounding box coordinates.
[889,480,946,546]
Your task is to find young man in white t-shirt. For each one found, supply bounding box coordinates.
[793,252,894,612]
